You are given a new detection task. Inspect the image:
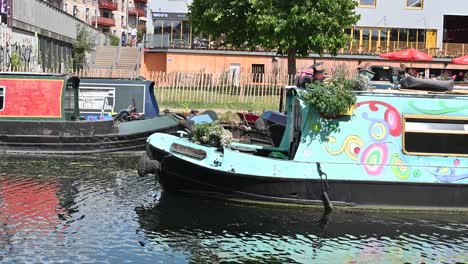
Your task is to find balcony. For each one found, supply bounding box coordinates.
[91,16,116,27]
[98,0,118,11]
[128,7,145,17]
[134,0,147,3]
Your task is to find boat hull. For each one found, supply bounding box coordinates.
[157,152,468,209]
[0,118,181,154]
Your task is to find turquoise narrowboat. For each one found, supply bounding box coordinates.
[140,84,468,209]
[0,72,182,154]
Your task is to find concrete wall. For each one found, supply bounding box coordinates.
[5,0,107,70]
[355,0,468,47]
[0,24,39,70]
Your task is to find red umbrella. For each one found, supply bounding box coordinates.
[451,55,468,65]
[379,48,432,71]
[383,48,432,61]
[378,51,394,59]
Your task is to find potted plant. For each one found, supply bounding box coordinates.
[190,121,233,149]
[301,79,357,119]
[182,102,190,117]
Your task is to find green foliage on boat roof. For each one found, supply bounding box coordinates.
[301,80,357,117]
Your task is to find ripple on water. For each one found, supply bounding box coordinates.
[0,154,467,263]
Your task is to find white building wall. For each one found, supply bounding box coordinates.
[355,0,468,47]
[149,0,190,13]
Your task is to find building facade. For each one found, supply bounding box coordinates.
[0,0,105,71]
[141,0,468,79]
[146,0,468,57]
[354,0,468,56]
[62,0,148,37]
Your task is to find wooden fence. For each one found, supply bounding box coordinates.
[2,68,295,109]
[145,71,295,107]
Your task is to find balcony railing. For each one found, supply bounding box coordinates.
[144,34,467,58]
[98,0,118,11]
[91,16,116,27]
[127,7,145,17]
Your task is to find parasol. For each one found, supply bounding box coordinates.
[379,48,432,72]
[451,55,468,65]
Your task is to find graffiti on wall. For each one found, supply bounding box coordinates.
[0,24,39,70]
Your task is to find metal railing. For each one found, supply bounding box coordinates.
[144,33,467,58]
[98,0,118,11]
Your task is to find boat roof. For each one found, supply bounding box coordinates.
[287,85,468,98]
[0,72,69,77]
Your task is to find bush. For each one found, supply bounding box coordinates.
[301,80,356,116]
[109,34,120,46]
[191,121,233,148]
[10,52,22,69]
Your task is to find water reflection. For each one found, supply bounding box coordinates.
[0,154,466,263]
[136,193,468,263]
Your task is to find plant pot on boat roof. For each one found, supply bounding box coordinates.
[301,79,357,119]
[190,121,233,149]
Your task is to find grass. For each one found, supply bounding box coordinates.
[155,87,281,113]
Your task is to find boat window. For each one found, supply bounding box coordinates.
[79,87,115,114]
[0,86,4,111]
[64,79,79,120]
[403,115,468,156]
[358,0,376,8]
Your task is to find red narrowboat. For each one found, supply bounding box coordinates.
[0,72,182,154]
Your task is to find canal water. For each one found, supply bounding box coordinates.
[0,154,467,263]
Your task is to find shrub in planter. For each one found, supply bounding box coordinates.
[191,121,233,148]
[301,80,357,117]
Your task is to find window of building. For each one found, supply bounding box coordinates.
[252,64,265,83]
[403,115,468,156]
[73,5,78,17]
[0,87,4,111]
[406,0,423,9]
[358,0,376,8]
[64,3,68,12]
[86,8,90,22]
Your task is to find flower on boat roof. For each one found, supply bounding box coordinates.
[191,121,233,148]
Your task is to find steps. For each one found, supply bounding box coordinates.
[90,46,142,71]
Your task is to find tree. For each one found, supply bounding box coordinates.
[73,25,96,70]
[189,0,360,75]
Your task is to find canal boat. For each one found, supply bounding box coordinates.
[78,78,162,120]
[0,72,182,154]
[139,83,468,210]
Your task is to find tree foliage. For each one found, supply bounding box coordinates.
[189,0,360,74]
[73,25,96,69]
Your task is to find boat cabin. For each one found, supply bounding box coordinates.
[0,72,80,121]
[232,86,468,163]
[78,78,159,119]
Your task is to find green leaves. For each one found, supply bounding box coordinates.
[301,80,357,116]
[191,121,233,148]
[189,0,359,73]
[73,25,96,70]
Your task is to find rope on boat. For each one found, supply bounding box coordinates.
[316,162,333,212]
